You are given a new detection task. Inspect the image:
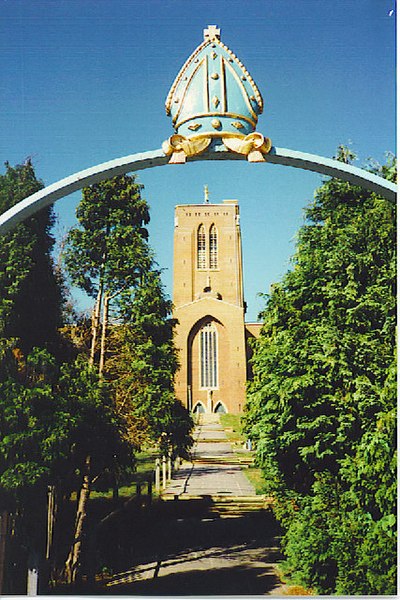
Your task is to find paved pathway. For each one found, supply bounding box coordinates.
[163,418,256,497]
[100,416,286,595]
[104,513,284,595]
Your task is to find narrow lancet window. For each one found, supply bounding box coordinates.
[197,224,206,269]
[209,224,218,269]
[200,322,218,388]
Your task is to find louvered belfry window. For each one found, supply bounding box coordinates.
[200,322,218,389]
[209,224,218,269]
[197,224,206,269]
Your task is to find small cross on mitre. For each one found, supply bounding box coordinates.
[204,25,220,41]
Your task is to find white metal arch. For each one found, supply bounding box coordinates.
[0,144,396,235]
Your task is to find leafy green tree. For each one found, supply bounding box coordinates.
[63,175,192,582]
[62,175,153,582]
[64,175,151,373]
[108,269,193,458]
[244,150,396,594]
[332,358,397,595]
[0,161,64,358]
[0,344,123,501]
[57,357,131,584]
[0,340,130,588]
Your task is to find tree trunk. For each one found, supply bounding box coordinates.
[0,512,9,594]
[112,477,119,504]
[89,284,103,367]
[98,291,109,377]
[41,486,57,593]
[46,486,56,561]
[85,527,97,588]
[64,455,91,585]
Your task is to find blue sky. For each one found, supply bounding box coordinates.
[1,0,396,321]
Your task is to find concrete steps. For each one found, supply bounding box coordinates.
[209,496,272,517]
[193,456,254,465]
[196,414,221,425]
[161,494,273,518]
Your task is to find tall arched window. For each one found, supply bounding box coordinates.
[197,224,206,269]
[200,322,218,389]
[209,224,218,269]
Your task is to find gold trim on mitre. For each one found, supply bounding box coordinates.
[165,31,263,117]
[222,132,272,162]
[175,111,257,130]
[162,134,212,163]
[162,131,272,164]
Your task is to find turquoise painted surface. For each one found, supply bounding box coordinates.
[0,146,396,236]
[167,37,263,138]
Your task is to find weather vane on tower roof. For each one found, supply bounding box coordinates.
[162,25,272,164]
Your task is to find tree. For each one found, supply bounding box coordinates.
[0,161,64,358]
[63,175,193,583]
[244,150,396,594]
[62,175,152,583]
[108,269,193,458]
[63,175,151,373]
[0,160,68,592]
[0,341,130,589]
[57,357,131,584]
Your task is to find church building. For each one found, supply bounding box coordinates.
[163,25,269,414]
[172,191,262,414]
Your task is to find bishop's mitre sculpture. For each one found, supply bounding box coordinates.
[162,25,272,163]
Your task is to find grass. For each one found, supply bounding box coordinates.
[218,414,266,495]
[89,448,159,500]
[219,414,244,443]
[244,466,267,495]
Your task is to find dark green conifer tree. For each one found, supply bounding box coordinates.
[0,162,129,590]
[244,149,396,594]
[64,174,151,373]
[63,174,192,583]
[0,161,64,358]
[108,268,193,458]
[0,161,76,592]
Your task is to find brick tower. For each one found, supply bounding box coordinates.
[172,193,248,414]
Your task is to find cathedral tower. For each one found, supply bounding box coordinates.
[172,195,248,414]
[167,26,266,414]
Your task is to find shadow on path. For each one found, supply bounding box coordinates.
[99,505,283,595]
